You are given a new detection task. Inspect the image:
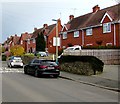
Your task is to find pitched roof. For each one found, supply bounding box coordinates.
[13,35,20,45]
[32,28,43,38]
[66,4,120,31]
[44,24,56,36]
[32,24,56,38]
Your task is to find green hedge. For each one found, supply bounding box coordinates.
[58,55,104,75]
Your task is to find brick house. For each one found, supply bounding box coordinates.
[19,32,34,53]
[60,4,120,48]
[31,19,62,53]
[3,34,20,51]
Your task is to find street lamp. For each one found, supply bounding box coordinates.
[52,19,58,64]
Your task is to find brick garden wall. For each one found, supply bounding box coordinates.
[63,49,120,65]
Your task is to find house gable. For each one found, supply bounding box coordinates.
[61,25,68,32]
[100,12,113,23]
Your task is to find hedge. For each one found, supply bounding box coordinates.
[58,55,104,75]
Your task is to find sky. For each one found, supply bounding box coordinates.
[0,0,118,43]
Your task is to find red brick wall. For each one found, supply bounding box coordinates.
[47,21,62,53]
[61,31,82,48]
[61,23,119,48]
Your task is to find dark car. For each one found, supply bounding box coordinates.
[24,59,60,78]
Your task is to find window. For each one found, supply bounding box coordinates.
[33,39,35,43]
[103,23,111,33]
[27,39,30,44]
[63,32,67,39]
[21,40,23,44]
[86,28,92,36]
[74,31,79,37]
[33,60,40,64]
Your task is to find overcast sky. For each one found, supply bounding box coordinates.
[0,0,118,43]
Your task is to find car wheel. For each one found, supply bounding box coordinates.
[34,70,39,77]
[24,67,28,74]
[53,75,59,78]
[7,64,10,67]
[9,64,12,68]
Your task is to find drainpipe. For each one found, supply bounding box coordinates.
[114,23,116,46]
[82,29,84,46]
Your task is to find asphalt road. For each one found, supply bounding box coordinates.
[1,62,118,102]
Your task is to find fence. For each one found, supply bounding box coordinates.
[63,49,120,65]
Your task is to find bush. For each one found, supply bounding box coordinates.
[58,55,104,75]
[21,55,35,64]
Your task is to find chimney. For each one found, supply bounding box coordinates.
[57,19,61,25]
[34,28,37,31]
[43,24,48,28]
[25,32,28,34]
[69,15,74,21]
[92,5,100,13]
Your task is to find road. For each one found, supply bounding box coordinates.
[1,62,118,102]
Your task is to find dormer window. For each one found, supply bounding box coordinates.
[103,23,111,33]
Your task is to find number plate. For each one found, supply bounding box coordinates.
[47,67,54,69]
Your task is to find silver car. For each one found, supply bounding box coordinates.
[7,56,23,68]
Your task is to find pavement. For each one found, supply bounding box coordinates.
[60,65,120,92]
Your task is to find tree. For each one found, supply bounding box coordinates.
[36,32,46,51]
[10,45,24,56]
[0,46,5,54]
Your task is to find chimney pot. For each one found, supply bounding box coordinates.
[93,5,100,13]
[69,15,74,21]
[43,24,48,28]
[34,28,37,31]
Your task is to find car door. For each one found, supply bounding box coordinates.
[29,59,40,74]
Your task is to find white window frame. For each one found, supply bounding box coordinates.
[21,40,23,44]
[74,31,79,37]
[63,32,67,39]
[103,23,111,33]
[27,39,30,44]
[32,39,35,43]
[86,28,92,36]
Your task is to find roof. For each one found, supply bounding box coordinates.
[65,4,120,31]
[32,24,56,38]
[32,28,43,38]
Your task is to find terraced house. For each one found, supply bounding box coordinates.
[60,4,120,48]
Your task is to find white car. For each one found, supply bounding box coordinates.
[7,56,23,68]
[64,45,82,52]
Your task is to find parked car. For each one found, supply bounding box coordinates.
[58,45,82,58]
[7,56,23,68]
[64,45,82,51]
[34,51,48,57]
[24,59,60,78]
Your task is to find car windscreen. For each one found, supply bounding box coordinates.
[66,47,74,51]
[13,57,22,60]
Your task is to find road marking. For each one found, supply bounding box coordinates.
[0,67,24,73]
